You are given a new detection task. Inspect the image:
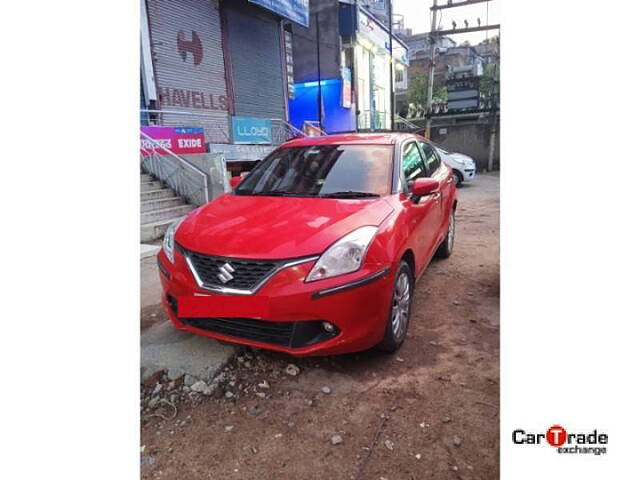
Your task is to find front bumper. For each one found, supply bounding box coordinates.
[463,166,476,181]
[157,249,395,356]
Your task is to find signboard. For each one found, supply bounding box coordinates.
[341,67,352,108]
[357,9,390,52]
[209,143,276,162]
[140,126,206,156]
[231,116,273,144]
[249,0,309,27]
[284,29,295,99]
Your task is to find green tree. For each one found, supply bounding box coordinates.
[408,73,447,107]
[480,64,499,109]
[408,72,428,108]
[433,86,448,102]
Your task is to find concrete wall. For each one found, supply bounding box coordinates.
[429,120,500,172]
[180,153,229,202]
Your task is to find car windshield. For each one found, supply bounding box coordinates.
[235,144,393,198]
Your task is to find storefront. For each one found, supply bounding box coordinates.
[214,0,309,174]
[222,0,289,122]
[351,7,408,131]
[145,0,231,143]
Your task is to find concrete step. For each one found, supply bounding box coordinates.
[140,173,155,182]
[141,180,164,192]
[140,196,185,213]
[141,189,176,201]
[141,204,195,225]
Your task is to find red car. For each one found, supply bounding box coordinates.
[157,133,457,356]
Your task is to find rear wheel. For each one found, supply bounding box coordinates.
[435,210,455,258]
[377,261,414,353]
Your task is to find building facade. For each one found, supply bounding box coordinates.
[141,0,309,169]
[141,0,410,163]
[288,0,408,133]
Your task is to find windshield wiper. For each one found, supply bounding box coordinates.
[247,190,295,196]
[319,191,380,199]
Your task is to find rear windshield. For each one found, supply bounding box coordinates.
[235,144,393,198]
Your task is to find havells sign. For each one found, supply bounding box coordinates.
[231,117,273,145]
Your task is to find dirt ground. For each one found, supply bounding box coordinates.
[141,172,500,480]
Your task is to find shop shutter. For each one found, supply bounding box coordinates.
[225,2,286,121]
[146,0,230,143]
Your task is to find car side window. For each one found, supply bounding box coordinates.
[420,141,441,177]
[402,141,428,185]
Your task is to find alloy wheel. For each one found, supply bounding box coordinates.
[447,213,455,251]
[391,272,411,341]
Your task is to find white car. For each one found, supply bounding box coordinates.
[435,146,476,187]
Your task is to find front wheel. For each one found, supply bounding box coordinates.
[452,170,463,188]
[435,210,455,258]
[377,261,414,353]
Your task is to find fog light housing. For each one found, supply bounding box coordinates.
[322,321,335,333]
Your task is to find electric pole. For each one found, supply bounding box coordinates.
[487,39,499,171]
[315,10,323,133]
[425,0,498,139]
[388,0,394,130]
[425,0,438,138]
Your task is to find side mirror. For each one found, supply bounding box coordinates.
[410,178,439,200]
[229,176,242,189]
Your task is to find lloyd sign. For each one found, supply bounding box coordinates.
[231,117,273,145]
[140,126,206,156]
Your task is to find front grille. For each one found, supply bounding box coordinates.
[181,317,339,348]
[179,244,279,291]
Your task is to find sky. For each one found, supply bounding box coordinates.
[392,0,501,45]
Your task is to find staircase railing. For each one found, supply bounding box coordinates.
[140,130,209,206]
[394,115,421,132]
[270,118,306,144]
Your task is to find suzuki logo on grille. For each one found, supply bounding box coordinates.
[217,263,235,284]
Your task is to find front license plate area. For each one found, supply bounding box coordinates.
[178,294,269,319]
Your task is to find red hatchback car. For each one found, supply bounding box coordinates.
[157,133,457,356]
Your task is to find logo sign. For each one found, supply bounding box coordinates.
[140,127,206,156]
[512,425,608,456]
[249,0,309,27]
[231,117,273,145]
[177,30,203,66]
[217,263,235,284]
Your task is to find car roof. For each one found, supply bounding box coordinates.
[281,132,424,148]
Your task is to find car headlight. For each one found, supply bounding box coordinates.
[162,218,184,264]
[306,226,378,282]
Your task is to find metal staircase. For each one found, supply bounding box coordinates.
[140,131,209,242]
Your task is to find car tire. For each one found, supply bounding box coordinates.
[435,210,455,258]
[452,170,463,188]
[377,261,414,353]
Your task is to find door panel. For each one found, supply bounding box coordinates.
[419,141,450,243]
[400,141,442,273]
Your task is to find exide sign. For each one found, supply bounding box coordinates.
[140,126,207,156]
